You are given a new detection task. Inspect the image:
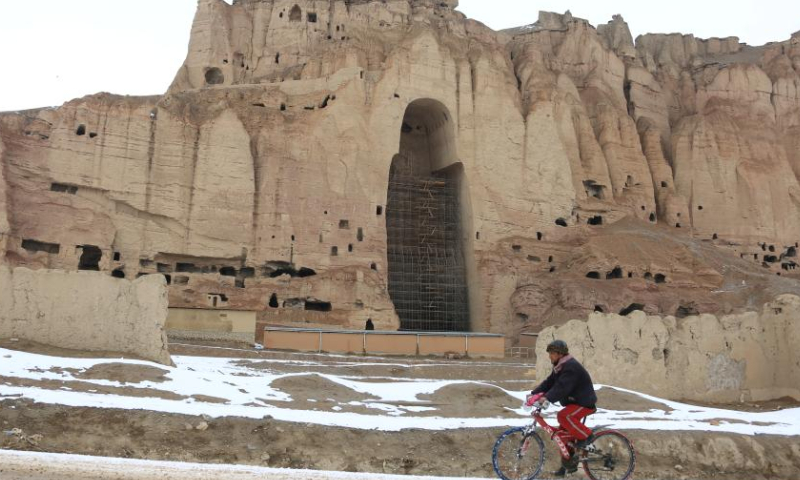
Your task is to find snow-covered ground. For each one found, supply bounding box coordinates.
[1,347,798,435]
[0,449,490,480]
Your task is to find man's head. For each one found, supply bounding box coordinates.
[546,339,569,365]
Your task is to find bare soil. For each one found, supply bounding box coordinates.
[0,339,150,361]
[0,376,186,401]
[2,398,799,480]
[677,396,800,413]
[2,341,800,479]
[417,383,520,418]
[596,387,673,412]
[77,364,169,384]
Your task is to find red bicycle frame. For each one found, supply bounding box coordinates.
[502,406,636,480]
[529,408,574,459]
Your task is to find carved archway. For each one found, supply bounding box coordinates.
[386,99,470,331]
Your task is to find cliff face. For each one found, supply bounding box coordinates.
[1,1,800,339]
[0,134,9,254]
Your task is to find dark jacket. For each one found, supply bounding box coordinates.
[532,357,597,409]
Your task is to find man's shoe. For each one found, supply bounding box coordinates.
[574,433,595,450]
[553,457,579,477]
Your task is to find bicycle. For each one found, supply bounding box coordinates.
[492,401,636,480]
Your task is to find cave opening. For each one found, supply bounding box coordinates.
[386,99,470,332]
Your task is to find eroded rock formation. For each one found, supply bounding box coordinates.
[1,1,800,341]
[0,267,171,365]
[536,295,800,402]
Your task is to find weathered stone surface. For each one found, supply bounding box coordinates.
[597,15,636,60]
[2,2,800,340]
[536,295,800,402]
[0,134,9,254]
[0,266,171,365]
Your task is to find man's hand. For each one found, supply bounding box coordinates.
[525,392,544,407]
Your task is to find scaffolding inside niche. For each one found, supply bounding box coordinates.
[386,166,470,332]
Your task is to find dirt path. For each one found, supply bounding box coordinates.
[2,342,799,479]
[0,450,488,480]
[2,399,799,480]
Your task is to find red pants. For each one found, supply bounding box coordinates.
[554,405,595,457]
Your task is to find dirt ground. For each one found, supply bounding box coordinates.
[595,389,673,413]
[2,340,800,479]
[0,450,488,480]
[0,339,154,361]
[2,398,799,480]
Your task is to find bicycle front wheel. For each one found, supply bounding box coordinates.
[582,430,636,480]
[492,427,545,480]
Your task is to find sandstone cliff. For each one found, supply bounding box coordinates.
[1,2,800,340]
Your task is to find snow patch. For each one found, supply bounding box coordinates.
[1,348,798,434]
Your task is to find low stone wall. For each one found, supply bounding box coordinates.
[0,266,171,365]
[262,327,506,358]
[536,295,800,403]
[167,330,255,345]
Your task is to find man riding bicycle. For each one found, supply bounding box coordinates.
[526,340,597,477]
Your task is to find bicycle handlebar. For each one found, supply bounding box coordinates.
[522,400,550,414]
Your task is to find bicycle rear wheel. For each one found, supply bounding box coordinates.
[581,430,636,480]
[491,427,545,480]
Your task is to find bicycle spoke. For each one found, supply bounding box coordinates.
[492,427,545,480]
[581,431,635,480]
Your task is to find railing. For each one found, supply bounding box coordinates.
[506,347,534,359]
